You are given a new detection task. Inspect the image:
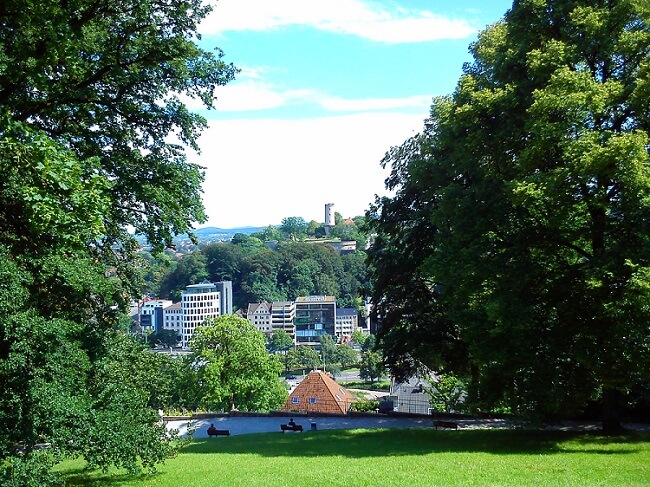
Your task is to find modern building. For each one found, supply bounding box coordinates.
[139,299,173,332]
[334,308,358,342]
[294,296,336,346]
[181,282,222,347]
[271,301,296,340]
[215,280,233,315]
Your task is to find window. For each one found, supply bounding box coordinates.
[292,397,299,404]
[309,397,317,405]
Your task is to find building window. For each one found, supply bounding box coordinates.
[292,397,299,404]
[309,397,317,405]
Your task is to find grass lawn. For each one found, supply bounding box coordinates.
[57,428,650,486]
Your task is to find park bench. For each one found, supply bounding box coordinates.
[280,423,303,433]
[432,420,459,430]
[207,428,230,437]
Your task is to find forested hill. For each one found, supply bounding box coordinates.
[140,215,370,311]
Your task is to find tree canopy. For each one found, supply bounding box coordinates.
[367,0,650,430]
[188,315,286,412]
[0,0,236,482]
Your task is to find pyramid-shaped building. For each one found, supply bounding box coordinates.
[284,371,356,415]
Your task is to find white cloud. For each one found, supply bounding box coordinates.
[192,112,426,228]
[213,77,431,113]
[201,0,476,43]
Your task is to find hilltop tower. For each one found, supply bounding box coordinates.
[324,203,335,236]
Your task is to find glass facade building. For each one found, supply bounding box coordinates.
[294,296,336,345]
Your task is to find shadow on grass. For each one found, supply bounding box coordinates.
[59,467,161,487]
[181,428,647,458]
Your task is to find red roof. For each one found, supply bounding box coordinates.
[284,371,355,415]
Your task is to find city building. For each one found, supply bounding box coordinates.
[271,301,296,340]
[215,280,233,315]
[162,302,183,342]
[294,296,336,346]
[334,308,358,342]
[247,301,272,335]
[181,282,222,347]
[139,299,173,332]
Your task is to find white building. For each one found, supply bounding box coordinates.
[139,299,173,331]
[247,301,272,335]
[162,302,183,341]
[271,301,295,340]
[181,282,221,347]
[335,308,358,342]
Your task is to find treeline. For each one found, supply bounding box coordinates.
[140,215,371,310]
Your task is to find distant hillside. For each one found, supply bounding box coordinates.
[135,226,267,249]
[194,226,266,236]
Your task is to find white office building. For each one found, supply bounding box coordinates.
[181,282,221,347]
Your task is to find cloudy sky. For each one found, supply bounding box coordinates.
[190,0,513,229]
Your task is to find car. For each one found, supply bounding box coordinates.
[285,374,296,380]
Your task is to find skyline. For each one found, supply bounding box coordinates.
[189,0,514,229]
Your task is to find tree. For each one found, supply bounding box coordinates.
[423,373,467,414]
[268,330,294,353]
[189,315,286,412]
[359,351,385,384]
[0,0,236,481]
[149,329,180,348]
[368,0,650,430]
[280,217,308,239]
[319,334,338,369]
[289,346,320,373]
[336,344,359,369]
[158,252,208,300]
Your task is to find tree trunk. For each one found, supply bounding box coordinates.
[601,387,625,434]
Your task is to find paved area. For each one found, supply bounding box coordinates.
[166,416,649,438]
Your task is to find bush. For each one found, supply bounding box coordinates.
[349,398,379,413]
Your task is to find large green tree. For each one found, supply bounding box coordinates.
[0,0,236,482]
[368,0,650,431]
[188,315,286,412]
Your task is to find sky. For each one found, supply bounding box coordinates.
[189,0,514,229]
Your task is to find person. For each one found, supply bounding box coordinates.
[207,423,218,436]
[288,418,296,428]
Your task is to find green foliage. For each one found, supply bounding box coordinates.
[423,374,467,414]
[368,0,650,427]
[268,330,293,352]
[336,344,359,368]
[1,451,61,487]
[359,351,385,383]
[149,329,180,348]
[188,316,286,412]
[154,238,370,309]
[289,346,320,372]
[348,397,380,413]
[0,0,236,481]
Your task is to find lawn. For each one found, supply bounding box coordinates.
[57,428,650,486]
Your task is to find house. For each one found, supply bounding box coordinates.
[284,371,355,415]
[390,376,434,415]
[247,301,272,335]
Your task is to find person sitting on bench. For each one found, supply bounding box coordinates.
[207,424,218,436]
[288,418,296,428]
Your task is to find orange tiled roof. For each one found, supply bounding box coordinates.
[284,371,355,415]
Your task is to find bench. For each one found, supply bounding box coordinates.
[432,420,459,430]
[207,428,230,437]
[281,424,303,433]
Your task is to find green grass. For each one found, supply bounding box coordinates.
[56,429,650,486]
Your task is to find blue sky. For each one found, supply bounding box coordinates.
[189,0,514,229]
